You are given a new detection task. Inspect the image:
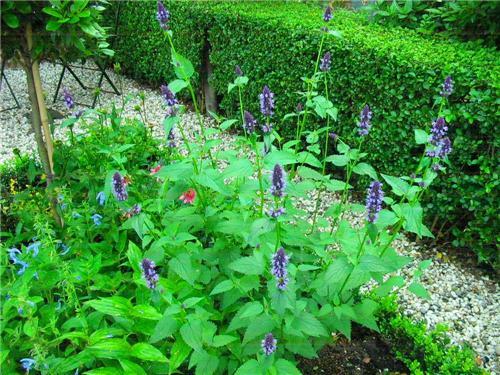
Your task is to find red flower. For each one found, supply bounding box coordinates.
[150,165,162,175]
[179,188,196,204]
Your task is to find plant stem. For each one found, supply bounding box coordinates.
[251,136,265,217]
[238,86,247,138]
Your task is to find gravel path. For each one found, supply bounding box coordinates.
[1,61,498,373]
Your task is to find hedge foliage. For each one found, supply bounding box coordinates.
[112,1,499,265]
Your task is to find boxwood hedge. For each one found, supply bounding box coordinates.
[111,1,499,265]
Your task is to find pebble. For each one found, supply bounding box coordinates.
[1,61,498,373]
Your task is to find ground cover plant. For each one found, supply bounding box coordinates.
[1,3,462,374]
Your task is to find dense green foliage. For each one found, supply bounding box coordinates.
[377,296,487,375]
[112,1,499,266]
[362,0,500,47]
[1,8,457,371]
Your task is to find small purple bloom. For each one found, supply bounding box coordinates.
[20,358,36,372]
[141,258,159,289]
[260,85,275,117]
[270,164,287,198]
[125,204,142,218]
[156,1,170,30]
[112,172,128,201]
[429,117,448,146]
[329,132,337,140]
[323,6,333,22]
[432,163,443,171]
[366,181,384,223]
[440,76,454,98]
[27,241,40,257]
[161,84,178,106]
[235,65,243,77]
[261,122,273,134]
[91,214,103,226]
[63,88,74,110]
[243,111,257,134]
[167,127,176,148]
[358,104,372,136]
[320,51,331,72]
[96,191,106,206]
[267,207,285,219]
[296,102,303,112]
[262,333,277,355]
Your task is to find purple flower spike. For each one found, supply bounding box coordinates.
[320,51,331,72]
[167,127,176,148]
[235,65,243,77]
[112,172,128,202]
[323,6,333,22]
[267,207,285,218]
[262,333,277,355]
[272,247,289,290]
[243,110,257,134]
[161,84,178,106]
[427,117,452,159]
[366,181,384,223]
[358,104,372,136]
[141,258,159,289]
[329,132,337,140]
[260,85,275,117]
[270,164,287,197]
[63,88,74,110]
[157,1,170,30]
[440,76,454,98]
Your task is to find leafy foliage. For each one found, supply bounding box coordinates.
[111,1,499,266]
[362,0,500,47]
[377,296,487,375]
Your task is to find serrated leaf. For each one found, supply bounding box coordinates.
[228,256,263,275]
[131,343,167,362]
[408,282,430,299]
[212,335,238,347]
[210,280,234,295]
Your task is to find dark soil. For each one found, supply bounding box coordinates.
[298,325,409,375]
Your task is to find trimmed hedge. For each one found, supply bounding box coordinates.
[112,1,499,265]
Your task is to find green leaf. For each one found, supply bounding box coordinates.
[131,343,167,362]
[46,20,62,31]
[172,51,194,79]
[220,119,238,130]
[235,359,261,375]
[326,154,349,167]
[126,241,142,274]
[168,79,188,94]
[168,338,191,372]
[156,160,193,181]
[131,305,162,320]
[119,360,147,375]
[239,301,264,319]
[408,282,430,299]
[263,150,297,168]
[381,174,410,196]
[414,129,429,144]
[374,276,405,297]
[169,253,196,285]
[88,339,132,359]
[42,7,63,18]
[291,311,328,337]
[210,279,234,295]
[150,311,179,343]
[180,320,203,351]
[86,297,132,317]
[274,359,301,375]
[242,314,275,344]
[223,159,253,178]
[353,163,378,180]
[3,13,19,28]
[194,351,219,375]
[212,335,238,347]
[228,255,264,275]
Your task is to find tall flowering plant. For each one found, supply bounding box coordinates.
[2,3,456,374]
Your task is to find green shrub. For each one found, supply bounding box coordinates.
[377,296,487,374]
[112,1,499,265]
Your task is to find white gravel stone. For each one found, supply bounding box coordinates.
[1,60,498,373]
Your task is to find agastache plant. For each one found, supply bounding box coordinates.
[112,172,128,201]
[141,258,159,289]
[243,110,257,134]
[366,181,384,223]
[270,163,286,197]
[156,1,170,30]
[441,76,454,97]
[63,87,74,109]
[260,85,275,117]
[261,333,277,355]
[358,104,373,136]
[271,247,289,290]
[320,51,331,72]
[161,84,178,106]
[323,5,333,22]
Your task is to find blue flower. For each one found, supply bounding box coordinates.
[358,104,372,136]
[72,212,82,219]
[20,358,36,372]
[320,51,331,72]
[96,191,106,206]
[63,88,75,110]
[269,164,287,198]
[271,247,289,290]
[440,76,453,98]
[260,85,275,117]
[27,241,41,257]
[141,258,159,289]
[366,181,384,223]
[323,6,333,22]
[58,243,71,256]
[8,248,28,275]
[157,1,170,30]
[112,172,128,202]
[91,214,103,226]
